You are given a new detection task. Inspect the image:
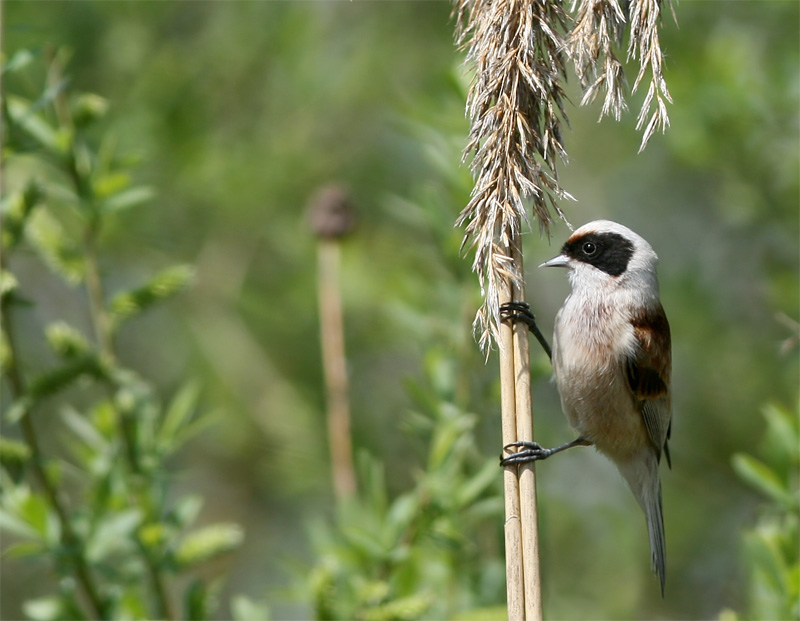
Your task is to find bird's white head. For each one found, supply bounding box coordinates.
[541,220,661,295]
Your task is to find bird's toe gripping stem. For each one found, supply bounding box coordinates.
[499,441,553,466]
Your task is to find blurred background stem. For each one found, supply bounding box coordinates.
[317,239,357,501]
[309,185,358,502]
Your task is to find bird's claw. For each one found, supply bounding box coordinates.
[500,302,536,325]
[499,441,551,466]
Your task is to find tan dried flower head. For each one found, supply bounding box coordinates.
[567,0,674,150]
[454,0,573,351]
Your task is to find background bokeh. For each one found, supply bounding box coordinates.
[3,2,798,619]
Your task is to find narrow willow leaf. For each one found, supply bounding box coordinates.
[70,93,109,128]
[158,382,200,447]
[0,270,19,299]
[25,209,85,283]
[763,402,800,463]
[5,397,33,425]
[23,597,63,621]
[0,437,32,469]
[92,171,131,199]
[1,182,44,250]
[45,322,91,358]
[732,454,793,508]
[174,523,244,569]
[5,96,61,153]
[184,578,223,621]
[1,49,37,74]
[0,507,40,540]
[86,509,142,563]
[61,407,108,453]
[100,185,156,214]
[109,264,195,328]
[28,355,106,400]
[231,596,272,621]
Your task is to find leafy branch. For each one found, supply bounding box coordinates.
[1,48,238,621]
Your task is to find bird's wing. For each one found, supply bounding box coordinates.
[626,303,672,466]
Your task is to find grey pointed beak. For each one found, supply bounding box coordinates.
[539,254,570,268]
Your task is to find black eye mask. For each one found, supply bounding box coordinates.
[562,231,635,277]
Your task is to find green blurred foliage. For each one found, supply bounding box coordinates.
[1,50,247,620]
[301,350,505,620]
[2,2,798,620]
[726,400,799,620]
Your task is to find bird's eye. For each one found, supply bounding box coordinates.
[582,242,597,256]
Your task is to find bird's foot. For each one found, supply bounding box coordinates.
[499,302,553,361]
[500,302,537,328]
[499,441,553,466]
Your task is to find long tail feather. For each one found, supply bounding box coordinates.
[617,450,666,596]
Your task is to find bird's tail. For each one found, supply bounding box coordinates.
[617,451,666,596]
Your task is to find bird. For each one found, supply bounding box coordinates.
[500,220,672,596]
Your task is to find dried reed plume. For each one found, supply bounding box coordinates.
[568,0,674,152]
[454,0,573,353]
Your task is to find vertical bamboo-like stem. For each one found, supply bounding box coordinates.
[317,239,357,501]
[499,276,525,620]
[308,185,358,502]
[511,241,542,620]
[498,235,542,621]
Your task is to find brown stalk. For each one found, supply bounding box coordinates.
[309,186,357,502]
[510,242,542,619]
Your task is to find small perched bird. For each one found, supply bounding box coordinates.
[501,220,672,596]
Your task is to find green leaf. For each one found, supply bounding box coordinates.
[184,578,223,621]
[732,453,793,508]
[231,596,271,621]
[2,49,37,74]
[0,507,40,539]
[361,592,434,620]
[744,524,789,601]
[762,402,800,463]
[4,396,32,425]
[26,209,85,284]
[1,182,44,250]
[86,509,142,563]
[0,436,32,470]
[455,458,499,507]
[92,171,131,199]
[23,597,62,621]
[28,355,106,401]
[71,93,109,128]
[100,185,156,214]
[18,492,51,540]
[171,495,204,529]
[5,95,61,153]
[109,264,195,328]
[46,322,91,358]
[61,407,108,453]
[174,523,243,569]
[0,270,19,299]
[158,382,200,447]
[4,539,47,559]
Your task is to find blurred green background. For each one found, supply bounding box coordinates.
[2,2,798,620]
